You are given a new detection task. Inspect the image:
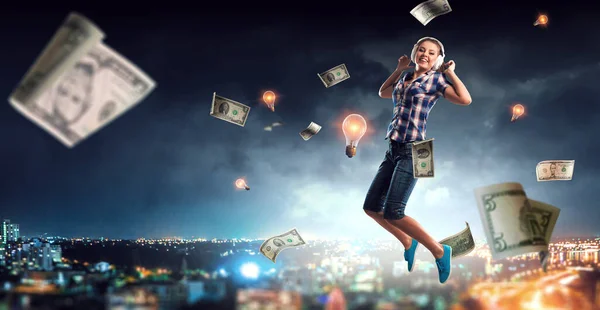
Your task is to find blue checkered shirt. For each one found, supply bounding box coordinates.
[386,70,452,142]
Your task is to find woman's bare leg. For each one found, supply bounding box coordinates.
[385,216,444,259]
[365,210,412,249]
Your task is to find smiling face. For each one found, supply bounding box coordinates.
[414,40,442,71]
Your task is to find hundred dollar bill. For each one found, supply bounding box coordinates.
[439,222,475,258]
[10,41,156,148]
[9,13,105,107]
[210,92,251,127]
[299,122,321,141]
[410,0,453,26]
[536,160,575,182]
[317,64,350,88]
[474,183,560,261]
[412,138,434,178]
[259,228,306,263]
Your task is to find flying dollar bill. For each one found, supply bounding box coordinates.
[412,138,434,178]
[299,122,322,141]
[410,0,452,26]
[317,64,350,88]
[259,228,306,263]
[474,183,561,261]
[439,222,475,258]
[536,160,575,182]
[531,198,561,272]
[9,12,105,107]
[9,27,156,148]
[210,92,251,127]
[529,199,560,245]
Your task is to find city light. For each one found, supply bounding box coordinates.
[240,262,259,279]
[1,219,598,309]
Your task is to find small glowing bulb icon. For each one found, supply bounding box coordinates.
[534,14,548,26]
[235,178,250,191]
[511,104,525,122]
[342,114,367,158]
[262,91,276,112]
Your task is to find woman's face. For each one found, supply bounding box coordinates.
[415,40,441,71]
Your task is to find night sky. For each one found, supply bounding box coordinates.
[1,1,598,240]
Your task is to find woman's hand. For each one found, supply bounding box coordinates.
[396,55,413,71]
[439,60,456,73]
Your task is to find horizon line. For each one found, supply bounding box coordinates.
[18,234,600,241]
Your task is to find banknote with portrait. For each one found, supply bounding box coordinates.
[9,12,156,148]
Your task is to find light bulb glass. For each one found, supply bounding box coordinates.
[534,15,548,26]
[235,178,247,189]
[513,104,525,117]
[511,104,525,122]
[342,114,367,147]
[263,91,276,111]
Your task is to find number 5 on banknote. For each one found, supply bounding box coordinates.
[412,138,435,178]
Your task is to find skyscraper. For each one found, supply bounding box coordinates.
[2,219,19,242]
[0,219,20,267]
[50,244,62,263]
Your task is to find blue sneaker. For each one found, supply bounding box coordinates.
[435,245,452,283]
[404,238,419,272]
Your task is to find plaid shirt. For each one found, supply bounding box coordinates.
[386,70,451,142]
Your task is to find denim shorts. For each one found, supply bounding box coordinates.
[363,140,418,220]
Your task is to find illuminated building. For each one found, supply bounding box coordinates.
[50,244,62,263]
[27,242,53,271]
[3,219,20,242]
[0,219,19,267]
[236,289,302,309]
[5,241,25,271]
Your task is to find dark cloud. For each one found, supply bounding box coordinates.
[0,1,599,238]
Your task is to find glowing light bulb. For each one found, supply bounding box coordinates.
[235,178,250,190]
[342,114,367,158]
[511,104,525,122]
[534,15,548,26]
[262,91,276,112]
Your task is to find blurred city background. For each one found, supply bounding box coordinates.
[0,219,598,309]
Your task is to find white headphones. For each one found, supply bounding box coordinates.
[410,37,445,70]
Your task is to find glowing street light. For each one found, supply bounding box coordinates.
[240,262,259,279]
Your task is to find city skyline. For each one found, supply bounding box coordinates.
[7,216,600,241]
[0,226,598,309]
[1,1,599,240]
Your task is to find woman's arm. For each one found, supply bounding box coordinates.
[380,55,413,99]
[440,61,472,106]
[379,69,404,99]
